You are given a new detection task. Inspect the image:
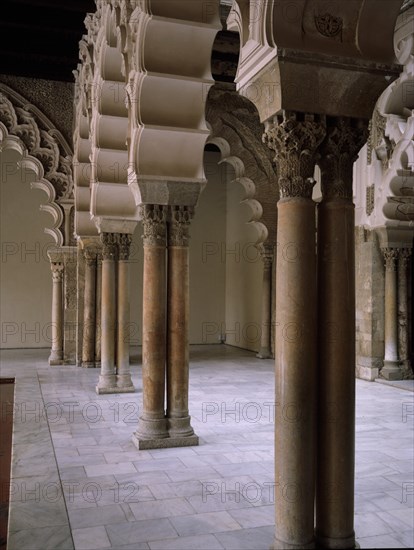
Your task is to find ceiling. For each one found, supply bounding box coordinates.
[0,0,239,83]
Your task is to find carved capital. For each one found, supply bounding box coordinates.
[140,204,167,247]
[51,262,64,282]
[382,248,399,271]
[83,247,98,267]
[319,118,369,200]
[101,233,118,261]
[367,108,391,168]
[118,234,133,261]
[168,206,194,247]
[263,112,326,199]
[399,248,412,269]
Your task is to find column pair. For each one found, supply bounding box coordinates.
[264,112,367,549]
[82,246,101,368]
[96,232,135,394]
[132,204,198,450]
[381,247,412,380]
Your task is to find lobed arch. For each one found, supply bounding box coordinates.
[0,84,74,246]
[206,85,279,249]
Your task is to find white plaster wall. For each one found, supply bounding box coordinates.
[224,164,262,352]
[0,149,54,349]
[189,151,227,343]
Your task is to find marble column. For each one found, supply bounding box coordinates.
[133,205,169,448]
[381,247,402,380]
[49,261,64,365]
[166,206,198,445]
[398,248,412,379]
[316,117,368,549]
[264,111,326,549]
[96,233,118,393]
[82,247,97,368]
[257,243,274,359]
[117,234,135,392]
[95,252,102,368]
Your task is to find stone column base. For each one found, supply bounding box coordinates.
[381,360,403,380]
[256,347,272,359]
[271,537,315,549]
[49,351,63,366]
[96,373,117,394]
[168,416,196,438]
[82,361,96,368]
[132,432,199,450]
[117,375,135,393]
[315,532,356,549]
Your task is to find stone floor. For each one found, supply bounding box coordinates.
[1,345,413,550]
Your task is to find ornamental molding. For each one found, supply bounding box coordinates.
[0,84,74,246]
[314,13,343,39]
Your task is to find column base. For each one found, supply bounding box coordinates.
[132,432,199,450]
[271,537,315,549]
[315,532,356,549]
[49,350,63,366]
[381,360,403,380]
[256,347,273,359]
[117,375,135,393]
[167,415,196,438]
[95,361,101,368]
[96,373,117,394]
[82,361,96,368]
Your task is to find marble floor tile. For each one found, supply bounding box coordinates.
[148,534,224,550]
[72,526,111,550]
[170,510,241,537]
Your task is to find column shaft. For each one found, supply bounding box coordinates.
[264,112,326,549]
[96,233,118,393]
[382,248,401,380]
[166,207,198,444]
[398,249,412,378]
[82,249,96,368]
[316,118,367,549]
[257,244,273,359]
[95,254,102,367]
[117,234,135,392]
[49,262,64,365]
[133,205,168,447]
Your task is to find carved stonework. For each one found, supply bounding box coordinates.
[118,234,133,261]
[263,112,326,199]
[84,247,98,267]
[314,13,343,38]
[399,248,412,268]
[367,108,391,168]
[0,87,73,201]
[101,233,118,260]
[51,262,64,282]
[140,205,167,247]
[382,248,399,271]
[168,206,194,247]
[64,260,77,310]
[366,185,375,216]
[319,118,369,200]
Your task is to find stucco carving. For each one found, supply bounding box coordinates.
[0,84,74,246]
